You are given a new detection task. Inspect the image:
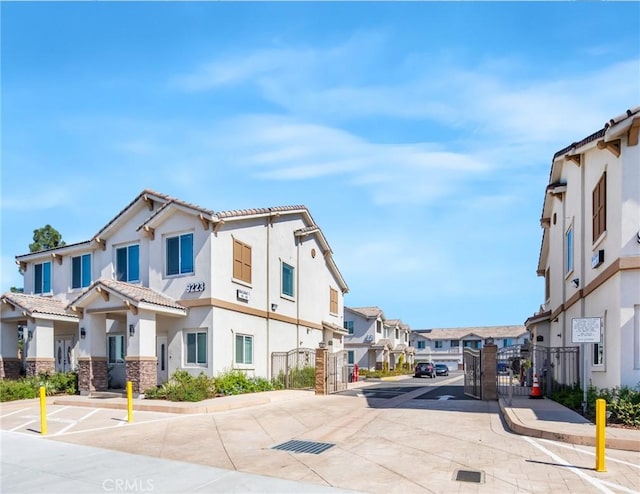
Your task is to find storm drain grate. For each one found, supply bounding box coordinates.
[454,469,484,484]
[271,440,335,455]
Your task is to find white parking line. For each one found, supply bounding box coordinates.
[538,438,640,469]
[524,436,614,494]
[53,408,102,436]
[0,408,31,419]
[54,412,204,437]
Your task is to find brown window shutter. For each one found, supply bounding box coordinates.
[242,243,252,283]
[233,240,242,280]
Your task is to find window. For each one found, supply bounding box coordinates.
[566,226,573,274]
[545,268,551,301]
[344,321,354,335]
[417,340,425,350]
[450,340,459,347]
[186,331,207,365]
[348,350,355,365]
[116,245,139,282]
[233,239,252,283]
[329,287,338,314]
[435,341,443,349]
[166,233,194,276]
[592,172,606,242]
[34,261,51,294]
[464,340,480,349]
[593,316,604,366]
[376,322,382,334]
[281,262,294,297]
[72,254,92,289]
[108,335,125,365]
[235,334,253,365]
[503,338,512,348]
[395,328,399,339]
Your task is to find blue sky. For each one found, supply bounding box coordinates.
[1,2,639,329]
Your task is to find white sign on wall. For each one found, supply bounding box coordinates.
[571,317,601,343]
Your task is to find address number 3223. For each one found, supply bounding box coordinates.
[186,282,205,293]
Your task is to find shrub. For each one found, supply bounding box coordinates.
[551,383,640,428]
[214,369,279,396]
[145,370,215,402]
[274,366,315,389]
[0,372,78,402]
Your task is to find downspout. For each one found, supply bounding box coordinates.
[266,213,271,379]
[296,237,300,351]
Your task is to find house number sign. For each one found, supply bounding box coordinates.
[185,282,205,293]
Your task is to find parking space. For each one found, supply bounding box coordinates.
[0,402,182,437]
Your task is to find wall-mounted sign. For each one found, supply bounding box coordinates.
[237,289,250,301]
[592,250,604,269]
[185,282,205,293]
[571,317,601,343]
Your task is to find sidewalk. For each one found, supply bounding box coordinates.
[499,395,640,452]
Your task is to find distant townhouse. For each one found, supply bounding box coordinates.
[343,307,414,370]
[525,106,640,389]
[411,326,529,370]
[0,190,349,395]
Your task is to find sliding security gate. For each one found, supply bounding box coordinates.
[327,350,348,394]
[271,348,316,389]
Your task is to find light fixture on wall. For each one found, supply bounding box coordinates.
[80,327,86,339]
[571,278,580,288]
[129,324,135,337]
[271,303,278,312]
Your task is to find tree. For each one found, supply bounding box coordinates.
[29,224,65,252]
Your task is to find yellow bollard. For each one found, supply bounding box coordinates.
[127,381,133,423]
[595,398,606,472]
[39,386,47,435]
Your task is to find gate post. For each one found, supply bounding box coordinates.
[481,342,498,400]
[315,347,328,395]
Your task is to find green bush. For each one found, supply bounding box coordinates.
[551,383,640,427]
[145,370,215,402]
[0,372,78,402]
[215,369,279,395]
[274,366,315,389]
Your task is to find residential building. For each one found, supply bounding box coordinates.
[525,106,640,389]
[0,190,349,394]
[343,307,414,370]
[411,326,529,370]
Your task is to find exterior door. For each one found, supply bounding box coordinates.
[55,338,73,373]
[156,336,168,384]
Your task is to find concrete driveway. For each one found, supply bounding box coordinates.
[2,377,639,493]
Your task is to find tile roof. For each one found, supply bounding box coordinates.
[413,325,527,340]
[347,306,384,319]
[70,279,186,313]
[217,205,308,219]
[1,293,78,320]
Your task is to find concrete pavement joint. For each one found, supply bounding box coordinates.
[211,414,238,471]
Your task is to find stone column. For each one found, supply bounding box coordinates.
[125,356,157,395]
[77,313,107,395]
[0,321,22,379]
[481,343,498,401]
[315,347,328,395]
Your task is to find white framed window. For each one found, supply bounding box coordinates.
[116,244,140,282]
[72,254,92,289]
[166,233,194,276]
[450,340,459,347]
[281,262,294,298]
[108,335,125,365]
[348,350,355,365]
[34,261,51,294]
[344,321,354,335]
[417,341,425,350]
[185,330,207,365]
[565,226,574,275]
[235,334,253,365]
[435,341,443,349]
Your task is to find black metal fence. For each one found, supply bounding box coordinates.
[497,344,580,398]
[271,348,316,389]
[463,348,481,399]
[327,350,348,394]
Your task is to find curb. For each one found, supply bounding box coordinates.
[498,398,640,452]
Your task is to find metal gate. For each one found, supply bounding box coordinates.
[271,348,316,389]
[463,348,481,399]
[327,350,348,394]
[497,344,580,398]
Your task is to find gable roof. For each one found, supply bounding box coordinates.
[1,292,78,322]
[69,279,187,316]
[346,306,385,320]
[412,325,527,341]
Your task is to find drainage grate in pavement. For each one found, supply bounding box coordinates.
[454,469,484,483]
[271,440,335,455]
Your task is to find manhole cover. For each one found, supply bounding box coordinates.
[454,469,484,483]
[271,440,335,455]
